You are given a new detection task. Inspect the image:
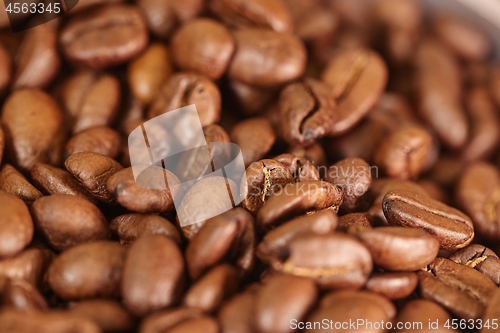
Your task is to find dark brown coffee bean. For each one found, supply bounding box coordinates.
[418,179,450,205]
[279,78,337,146]
[257,181,343,229]
[0,276,48,312]
[1,89,62,171]
[433,13,490,61]
[490,65,500,109]
[148,72,221,126]
[255,274,317,333]
[166,316,219,333]
[426,154,466,188]
[337,212,372,233]
[122,235,185,317]
[394,299,457,333]
[274,154,320,182]
[481,288,500,333]
[31,163,98,204]
[0,44,11,93]
[128,43,173,105]
[0,124,4,164]
[107,167,180,213]
[0,191,33,258]
[325,157,372,212]
[31,194,110,251]
[383,189,474,250]
[419,258,497,320]
[65,152,123,203]
[12,23,60,89]
[0,248,53,286]
[288,143,327,171]
[171,19,234,80]
[0,164,42,205]
[60,71,121,134]
[218,286,259,333]
[461,87,500,161]
[227,79,278,116]
[230,117,276,167]
[228,28,306,87]
[240,159,294,214]
[456,162,500,240]
[183,264,239,313]
[373,124,434,180]
[65,126,122,159]
[185,208,253,280]
[449,244,500,286]
[110,213,181,247]
[69,299,136,333]
[60,4,149,69]
[47,241,126,300]
[415,39,468,149]
[355,226,439,271]
[210,0,293,33]
[139,307,205,333]
[276,233,372,289]
[365,272,418,300]
[321,48,388,135]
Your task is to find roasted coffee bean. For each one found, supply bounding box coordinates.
[393,299,457,333]
[0,125,4,164]
[227,79,278,116]
[31,194,110,251]
[383,189,474,250]
[490,65,500,109]
[279,78,337,146]
[355,226,439,271]
[325,157,372,212]
[0,164,42,205]
[274,153,320,182]
[164,316,219,333]
[426,154,465,189]
[69,299,136,333]
[0,192,33,258]
[0,276,48,312]
[171,19,234,80]
[0,45,11,93]
[481,288,500,333]
[240,159,294,214]
[257,181,343,229]
[210,0,293,33]
[182,264,239,313]
[31,163,98,204]
[417,179,450,205]
[449,244,500,286]
[373,124,434,180]
[0,248,53,286]
[275,233,372,289]
[255,274,317,333]
[65,152,123,203]
[419,258,497,320]
[128,43,173,105]
[433,13,490,61]
[337,212,372,233]
[365,272,418,300]
[288,143,327,171]
[122,235,185,317]
[60,4,149,69]
[65,126,122,159]
[218,285,259,333]
[321,48,388,135]
[139,307,205,333]
[60,71,121,134]
[230,117,276,167]
[228,28,306,87]
[47,241,126,300]
[107,167,180,214]
[110,213,181,246]
[456,161,500,240]
[1,89,62,171]
[148,72,221,126]
[257,210,337,266]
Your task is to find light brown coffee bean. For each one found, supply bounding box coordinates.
[230,117,276,167]
[228,28,306,87]
[65,152,123,203]
[122,235,185,317]
[107,167,180,214]
[47,241,126,300]
[321,48,388,135]
[0,248,53,286]
[0,164,42,205]
[148,72,221,126]
[394,299,457,333]
[183,264,239,313]
[383,189,474,250]
[65,126,122,159]
[0,45,11,93]
[449,244,500,286]
[110,213,181,247]
[0,276,48,312]
[365,272,418,300]
[274,154,320,182]
[31,194,110,251]
[1,89,62,171]
[0,191,33,258]
[60,4,149,69]
[69,299,136,333]
[128,43,173,105]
